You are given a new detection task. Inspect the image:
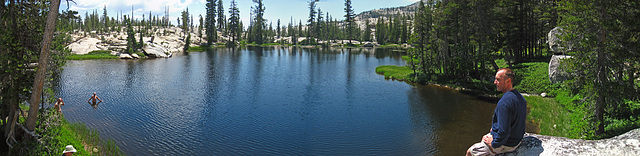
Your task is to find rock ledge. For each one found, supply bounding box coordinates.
[499,128,640,156]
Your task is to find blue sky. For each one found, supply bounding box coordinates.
[63,0,420,27]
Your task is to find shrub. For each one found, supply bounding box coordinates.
[133,52,146,57]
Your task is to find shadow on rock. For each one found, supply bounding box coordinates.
[498,136,544,156]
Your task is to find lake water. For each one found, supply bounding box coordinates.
[56,47,495,155]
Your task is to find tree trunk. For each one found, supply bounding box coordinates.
[25,0,61,133]
[3,84,17,138]
[595,5,607,136]
[596,51,605,135]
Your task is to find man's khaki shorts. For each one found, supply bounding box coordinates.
[468,134,520,156]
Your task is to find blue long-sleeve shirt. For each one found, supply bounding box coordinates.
[490,89,527,148]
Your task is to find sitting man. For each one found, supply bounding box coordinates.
[467,68,527,156]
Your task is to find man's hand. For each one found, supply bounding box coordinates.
[482,134,493,145]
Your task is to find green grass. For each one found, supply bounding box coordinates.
[553,90,596,139]
[525,96,573,138]
[375,65,413,81]
[512,62,559,95]
[67,50,119,60]
[494,57,561,95]
[187,45,206,52]
[378,44,400,48]
[66,121,123,155]
[10,109,123,155]
[343,43,360,47]
[261,43,282,46]
[52,120,92,156]
[378,43,409,49]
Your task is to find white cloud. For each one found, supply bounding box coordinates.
[67,0,199,19]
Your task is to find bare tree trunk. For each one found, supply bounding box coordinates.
[4,83,17,138]
[25,0,61,134]
[596,51,605,135]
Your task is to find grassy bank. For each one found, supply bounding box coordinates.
[66,50,147,60]
[376,56,495,94]
[503,59,576,137]
[524,95,572,137]
[66,50,119,60]
[8,108,123,155]
[187,45,207,52]
[376,56,640,139]
[504,59,640,139]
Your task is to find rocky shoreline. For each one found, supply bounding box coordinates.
[65,26,205,58]
[499,128,640,156]
[64,26,406,59]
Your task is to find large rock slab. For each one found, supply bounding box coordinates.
[498,128,640,156]
[66,37,101,55]
[65,26,219,57]
[119,53,133,59]
[362,42,376,47]
[142,42,170,58]
[548,55,572,83]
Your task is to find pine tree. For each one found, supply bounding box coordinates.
[559,0,640,136]
[251,0,266,44]
[344,0,355,44]
[317,8,323,45]
[217,0,225,33]
[298,20,303,39]
[375,17,386,45]
[102,6,108,33]
[199,15,204,42]
[228,0,240,45]
[205,0,217,46]
[184,33,191,52]
[268,22,273,43]
[277,19,281,38]
[181,8,190,33]
[400,14,408,44]
[325,12,330,42]
[307,0,318,45]
[362,19,371,42]
[410,0,432,76]
[138,27,144,49]
[290,19,297,45]
[388,15,395,44]
[125,15,137,54]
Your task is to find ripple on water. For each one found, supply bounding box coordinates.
[58,49,494,155]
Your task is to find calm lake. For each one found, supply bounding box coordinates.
[56,47,495,155]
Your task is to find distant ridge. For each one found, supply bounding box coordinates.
[355,1,420,21]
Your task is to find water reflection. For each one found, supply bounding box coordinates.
[57,47,494,155]
[407,85,495,155]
